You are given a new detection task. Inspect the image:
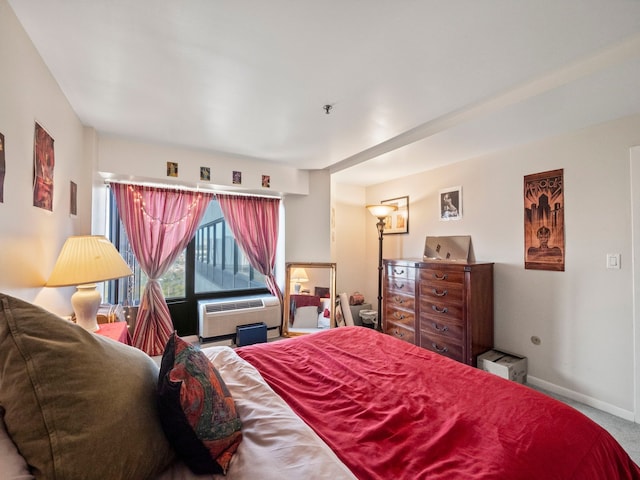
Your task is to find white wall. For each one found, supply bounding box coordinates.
[349,114,640,419]
[0,1,90,314]
[284,169,332,263]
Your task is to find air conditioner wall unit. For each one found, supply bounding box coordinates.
[198,295,281,342]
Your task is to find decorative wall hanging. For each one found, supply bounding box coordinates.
[70,181,77,216]
[33,122,54,211]
[200,167,210,181]
[262,175,270,188]
[381,196,409,234]
[0,132,5,203]
[166,162,178,177]
[233,171,242,185]
[524,169,565,271]
[439,186,462,220]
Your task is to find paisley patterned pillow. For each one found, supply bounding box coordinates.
[157,333,243,474]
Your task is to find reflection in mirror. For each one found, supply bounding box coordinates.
[283,262,336,337]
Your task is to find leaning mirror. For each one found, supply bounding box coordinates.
[283,262,336,336]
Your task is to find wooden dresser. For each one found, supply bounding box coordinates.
[383,259,494,366]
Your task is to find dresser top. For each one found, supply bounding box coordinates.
[384,258,494,267]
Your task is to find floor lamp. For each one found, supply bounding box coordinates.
[366,204,398,332]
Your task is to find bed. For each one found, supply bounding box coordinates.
[1,293,639,479]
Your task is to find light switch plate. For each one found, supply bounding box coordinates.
[606,253,621,269]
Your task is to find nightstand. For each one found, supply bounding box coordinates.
[95,322,131,345]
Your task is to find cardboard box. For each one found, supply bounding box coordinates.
[478,349,528,384]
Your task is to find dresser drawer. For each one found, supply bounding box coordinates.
[385,305,415,327]
[385,322,415,344]
[420,297,464,324]
[419,281,463,304]
[385,277,415,296]
[385,264,415,280]
[386,292,415,311]
[419,267,465,285]
[420,317,465,341]
[420,332,463,362]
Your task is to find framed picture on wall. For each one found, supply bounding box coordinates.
[439,186,462,221]
[33,122,55,211]
[524,169,564,271]
[381,196,409,234]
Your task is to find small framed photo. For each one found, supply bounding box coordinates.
[232,170,242,185]
[200,166,210,181]
[439,186,462,221]
[167,161,178,177]
[262,174,270,188]
[381,196,409,234]
[70,181,77,216]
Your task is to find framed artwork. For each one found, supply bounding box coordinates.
[167,162,178,177]
[524,169,565,271]
[200,166,210,181]
[262,174,270,188]
[0,131,5,203]
[33,122,55,211]
[70,181,77,216]
[233,171,242,185]
[439,186,462,221]
[381,196,409,234]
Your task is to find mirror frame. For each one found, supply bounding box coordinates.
[282,262,336,337]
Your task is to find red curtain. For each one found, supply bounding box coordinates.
[216,194,282,303]
[111,183,213,355]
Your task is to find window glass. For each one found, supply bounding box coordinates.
[112,197,266,305]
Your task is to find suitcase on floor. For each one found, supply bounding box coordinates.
[236,322,267,347]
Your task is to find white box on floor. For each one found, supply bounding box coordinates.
[478,349,528,384]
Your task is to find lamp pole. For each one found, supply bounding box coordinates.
[366,204,397,333]
[375,217,385,332]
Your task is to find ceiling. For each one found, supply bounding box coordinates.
[8,1,640,187]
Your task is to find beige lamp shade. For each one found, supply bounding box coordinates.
[47,235,132,332]
[290,268,309,283]
[47,235,132,287]
[366,204,397,219]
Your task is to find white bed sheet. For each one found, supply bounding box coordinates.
[155,346,356,480]
[0,346,355,480]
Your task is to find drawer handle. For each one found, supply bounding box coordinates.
[433,273,448,281]
[393,329,404,338]
[394,296,404,304]
[393,312,406,320]
[433,323,448,332]
[432,342,448,353]
[432,288,448,297]
[393,282,405,289]
[393,268,405,275]
[432,305,448,314]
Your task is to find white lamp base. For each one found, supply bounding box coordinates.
[71,284,101,332]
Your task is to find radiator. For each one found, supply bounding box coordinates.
[198,295,280,341]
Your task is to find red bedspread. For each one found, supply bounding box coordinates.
[237,327,640,480]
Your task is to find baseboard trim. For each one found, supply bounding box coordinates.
[527,375,636,423]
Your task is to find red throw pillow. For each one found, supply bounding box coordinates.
[157,333,242,474]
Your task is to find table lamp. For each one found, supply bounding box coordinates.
[47,235,133,332]
[366,204,398,331]
[290,267,309,293]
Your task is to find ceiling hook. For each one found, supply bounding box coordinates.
[323,104,333,114]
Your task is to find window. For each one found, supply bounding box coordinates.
[107,196,268,310]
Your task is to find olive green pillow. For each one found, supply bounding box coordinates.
[0,293,175,480]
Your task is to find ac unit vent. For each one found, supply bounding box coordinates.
[205,299,264,314]
[198,295,281,341]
